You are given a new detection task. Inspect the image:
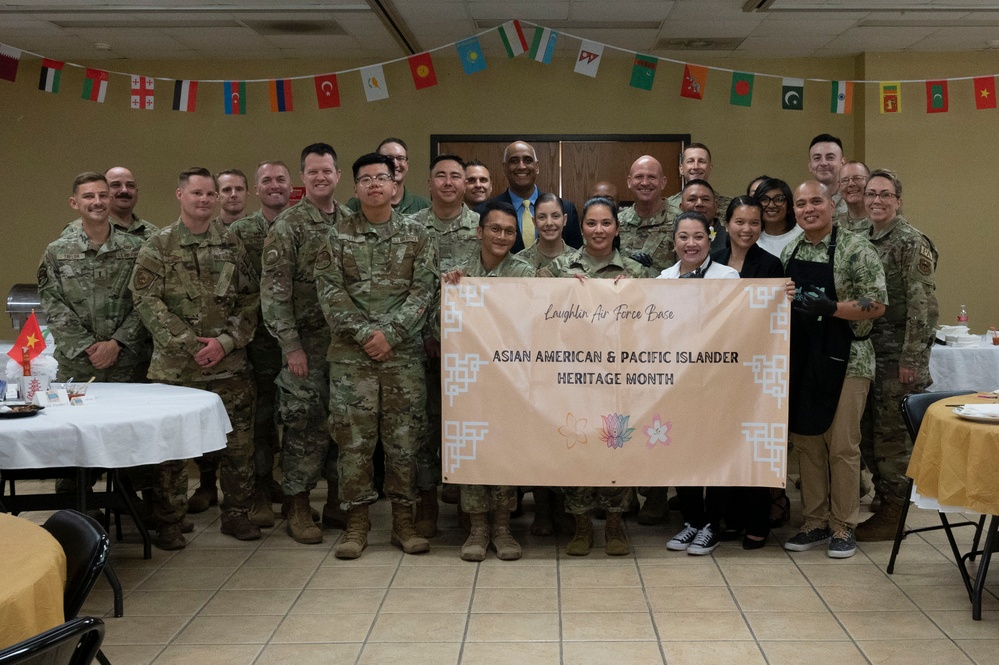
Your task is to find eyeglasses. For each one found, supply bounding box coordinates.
[757,194,786,206]
[839,175,868,185]
[387,155,408,163]
[356,174,393,186]
[483,224,516,238]
[863,191,898,201]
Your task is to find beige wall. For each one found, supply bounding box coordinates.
[0,50,993,340]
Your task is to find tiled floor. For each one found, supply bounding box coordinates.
[15,481,999,665]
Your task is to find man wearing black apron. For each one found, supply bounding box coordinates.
[780,181,887,559]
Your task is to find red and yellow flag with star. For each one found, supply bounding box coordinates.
[974,76,996,110]
[408,52,438,90]
[7,311,46,361]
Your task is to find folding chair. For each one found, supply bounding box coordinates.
[887,390,986,598]
[0,617,104,665]
[41,511,115,665]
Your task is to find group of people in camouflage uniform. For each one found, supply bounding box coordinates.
[37,131,936,561]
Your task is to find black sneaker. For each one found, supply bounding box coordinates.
[784,526,831,552]
[827,529,856,559]
[667,523,700,551]
[687,524,720,556]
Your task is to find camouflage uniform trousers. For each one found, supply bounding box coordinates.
[860,356,930,505]
[56,358,146,384]
[416,356,442,491]
[330,360,426,509]
[563,487,633,515]
[150,376,256,526]
[247,329,282,485]
[278,332,337,496]
[460,484,517,514]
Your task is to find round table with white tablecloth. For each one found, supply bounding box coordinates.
[0,382,230,469]
[929,338,999,392]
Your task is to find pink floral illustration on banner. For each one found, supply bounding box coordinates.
[644,414,672,449]
[558,412,588,449]
[599,413,635,450]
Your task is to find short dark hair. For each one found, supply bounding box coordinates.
[725,195,763,223]
[215,168,247,188]
[378,137,408,153]
[352,152,395,181]
[682,178,715,196]
[753,178,796,234]
[747,174,772,196]
[255,160,290,181]
[72,171,107,194]
[535,192,564,211]
[582,196,618,224]
[178,167,213,188]
[673,211,711,237]
[300,143,338,172]
[809,134,842,150]
[431,154,465,171]
[465,159,488,170]
[682,142,712,163]
[479,200,517,228]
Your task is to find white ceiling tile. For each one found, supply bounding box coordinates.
[657,19,760,39]
[569,1,675,22]
[467,1,571,21]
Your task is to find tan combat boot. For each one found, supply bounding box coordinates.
[391,502,430,554]
[414,487,440,538]
[286,491,322,544]
[531,487,554,536]
[248,484,275,528]
[281,494,321,521]
[461,512,490,561]
[321,480,348,530]
[187,469,218,514]
[491,510,522,561]
[855,500,905,542]
[605,511,631,556]
[566,511,594,556]
[334,505,370,559]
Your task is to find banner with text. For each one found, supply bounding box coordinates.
[441,278,789,487]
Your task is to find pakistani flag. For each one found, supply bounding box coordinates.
[782,78,804,110]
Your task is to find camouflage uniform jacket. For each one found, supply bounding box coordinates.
[517,242,574,270]
[347,186,431,216]
[867,215,939,369]
[130,218,258,383]
[617,204,676,273]
[409,204,481,273]
[260,198,351,354]
[842,214,871,234]
[539,247,655,280]
[39,221,147,370]
[315,210,438,366]
[781,224,888,381]
[61,213,158,241]
[459,251,535,278]
[229,210,271,278]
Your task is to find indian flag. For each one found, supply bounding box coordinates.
[39,59,63,93]
[528,27,557,64]
[831,80,853,114]
[499,20,528,58]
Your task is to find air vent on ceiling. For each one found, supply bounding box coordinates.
[243,20,346,36]
[655,38,745,51]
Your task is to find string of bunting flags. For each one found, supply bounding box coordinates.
[1,21,997,115]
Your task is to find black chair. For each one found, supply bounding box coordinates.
[41,511,114,665]
[0,617,104,665]
[888,391,986,596]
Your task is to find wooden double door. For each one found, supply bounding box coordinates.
[432,134,689,209]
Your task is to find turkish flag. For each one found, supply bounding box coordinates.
[7,312,46,361]
[314,74,340,109]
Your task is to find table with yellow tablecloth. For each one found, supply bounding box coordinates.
[0,513,67,649]
[907,393,999,620]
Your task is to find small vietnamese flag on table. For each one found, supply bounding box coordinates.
[408,52,438,90]
[7,312,46,361]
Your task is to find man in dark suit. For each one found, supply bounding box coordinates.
[475,140,582,252]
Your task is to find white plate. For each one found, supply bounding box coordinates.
[953,406,999,423]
